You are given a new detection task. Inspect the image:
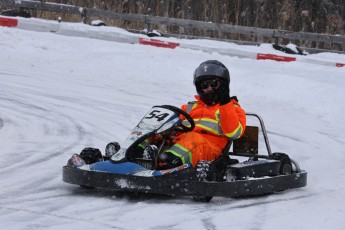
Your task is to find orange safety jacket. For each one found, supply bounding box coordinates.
[165,96,246,167]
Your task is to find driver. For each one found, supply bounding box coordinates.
[154,60,247,169]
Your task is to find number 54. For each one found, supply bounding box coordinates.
[145,110,169,121]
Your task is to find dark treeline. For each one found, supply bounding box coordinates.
[17,0,345,35]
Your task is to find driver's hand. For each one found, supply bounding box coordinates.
[152,134,163,144]
[169,130,182,140]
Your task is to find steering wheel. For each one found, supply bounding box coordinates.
[159,105,195,132]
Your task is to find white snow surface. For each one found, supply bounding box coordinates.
[0,24,345,230]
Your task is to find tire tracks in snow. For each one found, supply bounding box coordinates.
[0,91,89,201]
[0,96,87,174]
[0,205,128,230]
[0,117,3,130]
[196,190,319,230]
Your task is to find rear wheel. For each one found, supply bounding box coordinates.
[271,153,292,175]
[225,168,238,182]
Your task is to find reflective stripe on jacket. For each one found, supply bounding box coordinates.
[180,95,246,150]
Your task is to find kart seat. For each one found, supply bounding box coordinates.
[222,126,259,155]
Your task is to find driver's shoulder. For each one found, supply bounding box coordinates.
[183,100,198,112]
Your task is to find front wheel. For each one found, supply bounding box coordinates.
[79,147,103,164]
[192,196,213,202]
[105,142,120,157]
[80,185,95,189]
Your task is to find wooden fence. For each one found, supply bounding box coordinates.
[1,0,345,53]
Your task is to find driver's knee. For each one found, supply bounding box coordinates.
[157,152,182,169]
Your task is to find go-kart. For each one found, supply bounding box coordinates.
[62,105,307,202]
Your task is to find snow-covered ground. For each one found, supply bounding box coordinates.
[0,23,345,230]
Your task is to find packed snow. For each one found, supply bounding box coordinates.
[0,21,345,230]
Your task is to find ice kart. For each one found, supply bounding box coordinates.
[63,105,307,202]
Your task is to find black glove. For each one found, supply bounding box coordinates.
[217,80,230,105]
[229,96,238,102]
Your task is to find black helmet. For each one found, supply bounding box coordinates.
[193,60,230,105]
[193,60,230,85]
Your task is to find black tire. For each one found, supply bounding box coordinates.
[271,152,292,175]
[0,9,31,18]
[225,168,238,182]
[80,185,95,189]
[79,147,103,164]
[128,192,141,199]
[193,196,213,202]
[105,142,120,157]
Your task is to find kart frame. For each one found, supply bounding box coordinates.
[62,112,307,198]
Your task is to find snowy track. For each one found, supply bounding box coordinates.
[1,26,345,229]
